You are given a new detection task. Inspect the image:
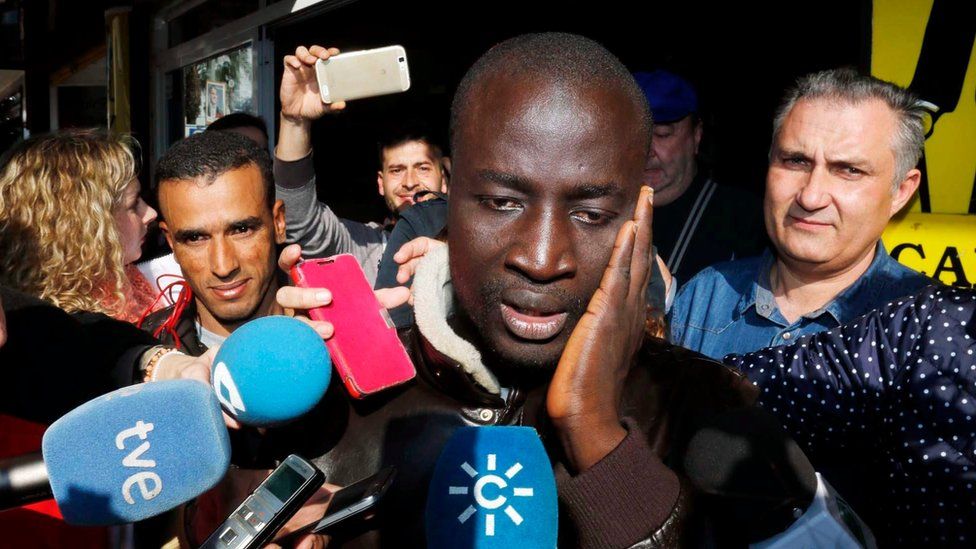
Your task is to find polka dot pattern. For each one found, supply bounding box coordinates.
[725,285,976,547]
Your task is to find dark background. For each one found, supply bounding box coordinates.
[2,0,870,227]
[269,0,867,223]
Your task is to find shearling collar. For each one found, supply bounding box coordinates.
[411,245,502,396]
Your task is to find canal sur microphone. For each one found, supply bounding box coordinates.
[426,426,558,548]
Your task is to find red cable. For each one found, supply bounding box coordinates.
[135,275,193,351]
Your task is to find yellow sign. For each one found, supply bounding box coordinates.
[883,213,976,287]
[874,0,975,286]
[107,8,131,134]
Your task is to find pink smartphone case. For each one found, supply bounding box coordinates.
[290,255,416,398]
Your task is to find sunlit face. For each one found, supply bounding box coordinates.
[448,77,646,372]
[159,164,286,334]
[764,98,919,273]
[377,141,447,213]
[641,116,701,206]
[113,178,158,265]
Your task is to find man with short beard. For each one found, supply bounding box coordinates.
[275,45,449,286]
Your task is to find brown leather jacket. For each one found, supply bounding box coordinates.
[139,274,758,547]
[237,325,758,548]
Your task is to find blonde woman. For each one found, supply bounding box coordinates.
[0,129,162,322]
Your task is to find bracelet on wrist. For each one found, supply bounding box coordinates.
[143,346,180,382]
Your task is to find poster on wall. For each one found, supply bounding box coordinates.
[205,81,226,122]
[183,43,254,132]
[874,0,976,287]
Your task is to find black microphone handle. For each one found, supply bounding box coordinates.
[0,450,52,510]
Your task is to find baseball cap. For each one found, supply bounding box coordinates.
[633,70,699,124]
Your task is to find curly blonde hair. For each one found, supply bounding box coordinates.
[0,129,139,316]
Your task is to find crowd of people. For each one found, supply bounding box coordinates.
[0,31,973,548]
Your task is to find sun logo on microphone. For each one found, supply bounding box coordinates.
[448,453,534,537]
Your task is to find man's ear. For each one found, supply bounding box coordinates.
[377,171,386,197]
[272,199,287,244]
[890,168,921,217]
[440,157,452,193]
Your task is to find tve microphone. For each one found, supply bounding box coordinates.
[211,316,331,426]
[0,380,231,525]
[683,407,876,548]
[426,427,557,549]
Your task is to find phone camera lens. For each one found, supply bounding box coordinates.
[398,57,405,63]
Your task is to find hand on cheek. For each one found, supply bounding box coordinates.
[547,186,655,473]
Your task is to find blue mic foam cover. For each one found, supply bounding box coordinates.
[212,316,331,426]
[426,426,558,549]
[41,380,231,525]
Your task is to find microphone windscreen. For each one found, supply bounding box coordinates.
[683,406,818,542]
[212,316,331,426]
[41,380,230,525]
[426,427,557,549]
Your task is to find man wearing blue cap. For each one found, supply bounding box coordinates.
[633,70,766,282]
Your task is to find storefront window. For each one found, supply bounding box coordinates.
[181,42,255,137]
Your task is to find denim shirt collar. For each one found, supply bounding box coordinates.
[737,241,897,325]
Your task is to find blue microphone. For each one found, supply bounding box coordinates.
[426,427,558,549]
[211,316,331,426]
[0,380,231,525]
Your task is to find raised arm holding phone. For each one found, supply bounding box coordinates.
[275,45,448,286]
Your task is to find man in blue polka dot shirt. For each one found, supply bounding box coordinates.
[725,285,974,547]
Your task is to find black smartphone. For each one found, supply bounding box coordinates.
[199,454,325,549]
[279,466,396,542]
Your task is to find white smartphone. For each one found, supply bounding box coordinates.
[314,45,410,104]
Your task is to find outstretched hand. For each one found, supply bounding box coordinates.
[393,236,446,286]
[152,347,243,430]
[275,244,411,339]
[281,45,347,121]
[278,45,347,161]
[547,186,655,473]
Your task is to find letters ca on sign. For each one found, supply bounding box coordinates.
[883,213,976,288]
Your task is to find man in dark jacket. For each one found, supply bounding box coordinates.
[186,33,768,548]
[633,70,766,282]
